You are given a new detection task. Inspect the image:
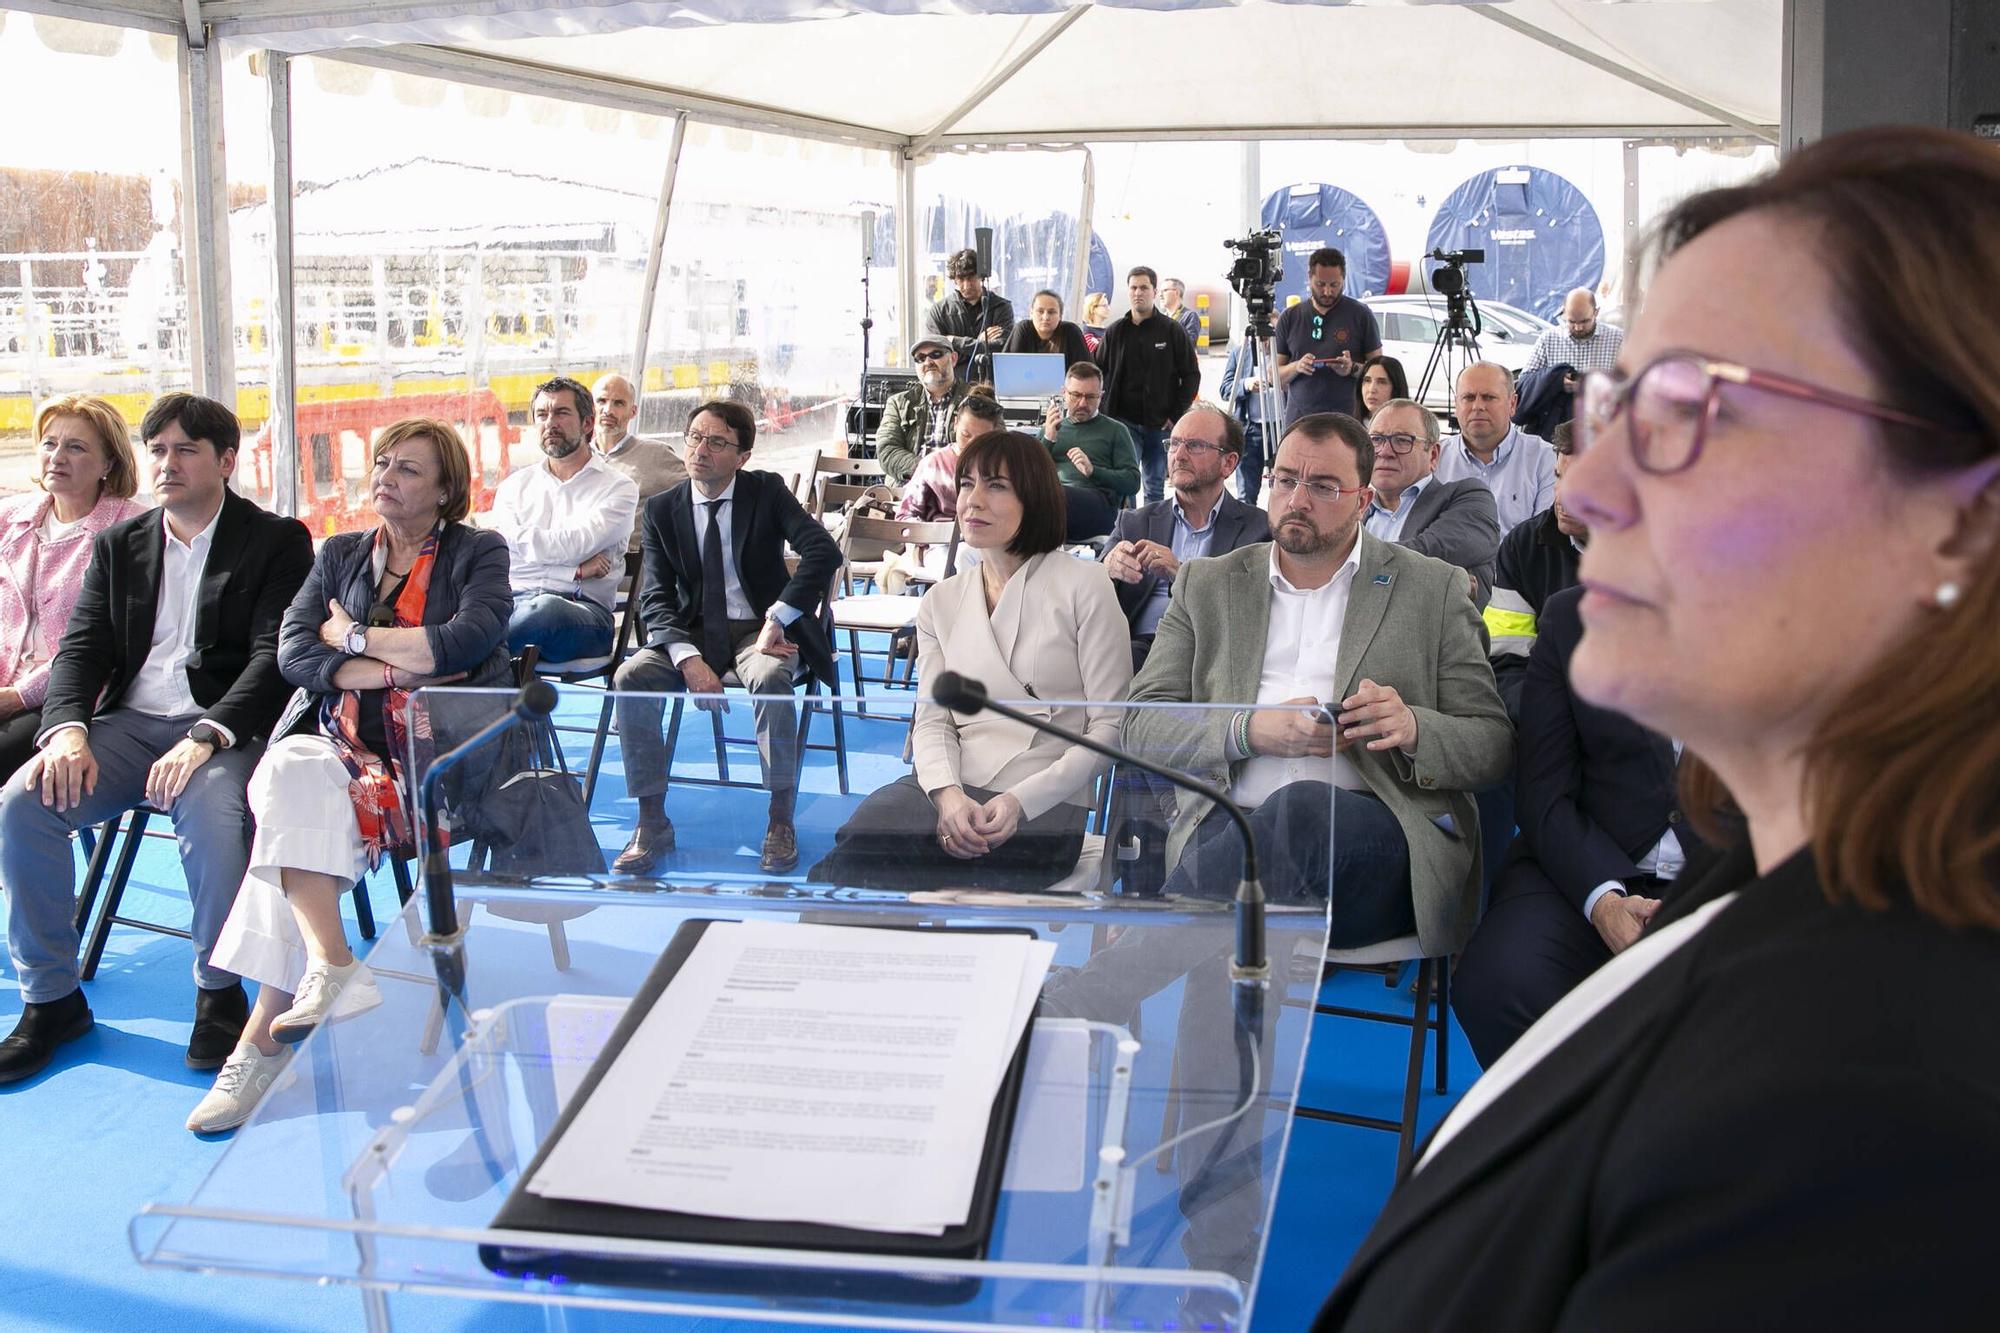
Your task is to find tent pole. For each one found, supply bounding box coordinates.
[906,8,1092,160]
[1070,147,1095,326]
[178,19,236,403]
[1239,139,1260,339]
[264,51,298,517]
[898,152,919,361]
[630,111,689,389]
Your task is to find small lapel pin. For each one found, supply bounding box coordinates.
[1373,573,1392,585]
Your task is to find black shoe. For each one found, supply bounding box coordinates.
[760,821,799,875]
[188,982,249,1070]
[0,990,94,1085]
[613,819,676,875]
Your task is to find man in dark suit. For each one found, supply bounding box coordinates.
[1101,403,1270,671]
[0,392,313,1083]
[611,399,842,876]
[1362,398,1501,606]
[1452,582,1696,1067]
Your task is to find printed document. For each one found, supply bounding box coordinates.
[527,920,1053,1234]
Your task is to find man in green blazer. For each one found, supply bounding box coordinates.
[1127,411,1513,956]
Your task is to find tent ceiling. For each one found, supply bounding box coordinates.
[53,0,1785,147]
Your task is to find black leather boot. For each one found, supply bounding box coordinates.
[0,990,94,1085]
[188,981,249,1070]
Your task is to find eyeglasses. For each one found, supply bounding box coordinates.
[1167,437,1224,456]
[1270,473,1366,503]
[1367,432,1427,456]
[1064,389,1103,403]
[1576,349,1953,475]
[913,349,950,364]
[685,430,738,452]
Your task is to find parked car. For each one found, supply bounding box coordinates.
[1363,294,1552,411]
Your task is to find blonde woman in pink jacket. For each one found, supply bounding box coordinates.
[0,395,146,778]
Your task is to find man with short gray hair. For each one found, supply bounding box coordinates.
[1434,362,1555,534]
[1364,398,1500,605]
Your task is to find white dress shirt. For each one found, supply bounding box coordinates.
[665,478,803,669]
[1363,474,1430,544]
[1231,540,1369,808]
[1434,425,1556,534]
[483,452,638,610]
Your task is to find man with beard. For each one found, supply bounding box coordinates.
[873,337,968,486]
[482,375,639,660]
[1522,286,1624,382]
[925,248,1014,384]
[1124,411,1511,947]
[1096,266,1200,504]
[592,371,685,516]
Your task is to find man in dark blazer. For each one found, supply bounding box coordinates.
[1361,398,1500,606]
[1101,403,1271,671]
[0,392,313,1083]
[1451,583,1696,1068]
[611,399,842,876]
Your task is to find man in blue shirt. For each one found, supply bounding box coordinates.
[1273,247,1382,428]
[1433,361,1556,534]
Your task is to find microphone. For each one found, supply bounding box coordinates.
[929,672,1268,981]
[418,679,560,940]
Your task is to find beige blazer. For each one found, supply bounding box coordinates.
[912,550,1134,820]
[1127,533,1513,956]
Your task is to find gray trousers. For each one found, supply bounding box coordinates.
[613,628,801,820]
[1,708,260,1002]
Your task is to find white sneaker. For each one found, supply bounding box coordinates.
[186,1041,294,1134]
[270,958,382,1044]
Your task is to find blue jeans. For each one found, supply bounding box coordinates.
[507,591,614,662]
[1233,419,1269,506]
[1122,421,1170,504]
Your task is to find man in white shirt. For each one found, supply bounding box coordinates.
[1125,411,1513,951]
[482,376,639,662]
[0,392,313,1083]
[1433,362,1557,534]
[592,371,686,515]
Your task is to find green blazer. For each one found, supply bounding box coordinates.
[873,382,969,485]
[1127,533,1513,956]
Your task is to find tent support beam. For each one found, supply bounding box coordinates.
[930,125,1773,147]
[898,154,919,360]
[2,0,182,36]
[1069,147,1094,323]
[177,25,236,403]
[265,50,299,517]
[906,7,1092,161]
[629,112,690,391]
[318,44,907,150]
[1466,4,1776,144]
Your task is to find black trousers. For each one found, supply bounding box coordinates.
[808,775,1090,892]
[1452,851,1614,1068]
[0,709,42,788]
[1062,485,1119,543]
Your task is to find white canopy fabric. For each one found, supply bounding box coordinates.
[191,0,1779,148]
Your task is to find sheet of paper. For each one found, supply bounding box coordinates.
[527,920,1053,1235]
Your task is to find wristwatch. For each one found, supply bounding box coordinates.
[188,722,227,750]
[343,624,369,656]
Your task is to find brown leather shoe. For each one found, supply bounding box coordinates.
[613,819,676,875]
[759,821,799,875]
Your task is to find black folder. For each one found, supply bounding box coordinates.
[480,918,1039,1303]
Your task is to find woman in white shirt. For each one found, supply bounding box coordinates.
[813,430,1132,891]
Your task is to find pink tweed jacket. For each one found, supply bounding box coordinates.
[0,490,148,707]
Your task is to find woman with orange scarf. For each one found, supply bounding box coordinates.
[191,418,512,1133]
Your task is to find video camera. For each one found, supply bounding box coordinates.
[1426,247,1485,334]
[1225,229,1284,335]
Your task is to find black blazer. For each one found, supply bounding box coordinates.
[270,522,515,741]
[636,470,843,687]
[1001,319,1094,368]
[1515,584,1693,910]
[42,488,313,746]
[1388,477,1500,609]
[1316,841,2000,1331]
[1102,490,1270,630]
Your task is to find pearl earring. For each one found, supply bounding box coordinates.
[1937,581,1962,609]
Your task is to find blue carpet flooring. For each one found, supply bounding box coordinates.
[0,669,1481,1331]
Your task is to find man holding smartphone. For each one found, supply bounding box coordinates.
[1273,247,1382,430]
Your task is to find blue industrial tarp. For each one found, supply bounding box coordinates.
[873,197,1112,319]
[1424,165,1605,320]
[1259,184,1392,307]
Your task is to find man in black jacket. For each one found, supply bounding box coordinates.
[1485,421,1586,717]
[0,392,313,1083]
[925,248,1014,384]
[1095,266,1199,504]
[611,399,843,876]
[1452,582,1696,1067]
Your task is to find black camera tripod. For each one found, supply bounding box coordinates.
[1416,256,1485,416]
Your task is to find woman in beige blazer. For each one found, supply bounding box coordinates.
[812,431,1132,890]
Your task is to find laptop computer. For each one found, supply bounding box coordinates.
[990,353,1068,405]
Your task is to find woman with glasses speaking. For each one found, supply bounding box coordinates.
[1317,127,2000,1329]
[189,418,514,1135]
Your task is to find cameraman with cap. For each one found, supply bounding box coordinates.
[926,248,1014,383]
[1273,246,1381,429]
